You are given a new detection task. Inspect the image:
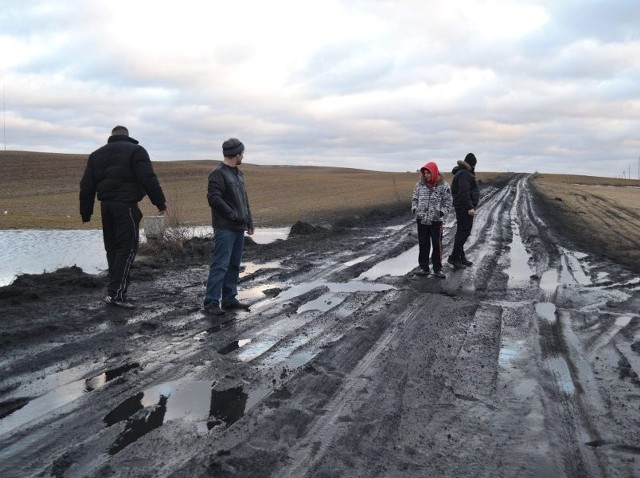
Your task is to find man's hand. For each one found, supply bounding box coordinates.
[468,208,476,216]
[247,227,255,236]
[158,208,168,215]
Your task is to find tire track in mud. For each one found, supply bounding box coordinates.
[203,178,524,477]
[497,176,640,477]
[2,174,639,477]
[0,215,423,476]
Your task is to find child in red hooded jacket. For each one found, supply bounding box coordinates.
[411,161,452,278]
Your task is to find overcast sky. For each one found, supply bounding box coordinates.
[2,0,640,177]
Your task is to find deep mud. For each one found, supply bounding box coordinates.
[1,174,639,477]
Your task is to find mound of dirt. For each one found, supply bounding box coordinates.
[289,221,326,236]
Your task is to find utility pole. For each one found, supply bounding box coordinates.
[2,82,5,151]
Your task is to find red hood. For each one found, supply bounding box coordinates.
[420,161,439,187]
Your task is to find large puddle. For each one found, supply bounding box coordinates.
[357,245,418,281]
[0,227,290,286]
[506,185,534,288]
[105,380,269,455]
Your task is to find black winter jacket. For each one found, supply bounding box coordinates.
[79,135,166,221]
[450,160,479,212]
[207,163,253,231]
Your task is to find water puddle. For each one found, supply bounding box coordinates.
[343,254,374,267]
[84,363,140,391]
[506,187,534,288]
[588,315,634,355]
[384,224,408,232]
[297,292,346,313]
[219,313,321,363]
[562,250,591,286]
[0,363,139,437]
[545,357,576,395]
[558,251,592,287]
[535,302,557,324]
[105,380,269,454]
[499,339,525,367]
[106,382,240,453]
[357,245,418,281]
[242,260,281,276]
[171,226,290,245]
[0,229,107,286]
[0,227,289,286]
[260,336,318,369]
[248,227,290,244]
[540,269,559,297]
[272,279,394,314]
[218,339,253,355]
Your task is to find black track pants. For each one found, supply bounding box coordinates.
[100,202,142,301]
[417,220,444,272]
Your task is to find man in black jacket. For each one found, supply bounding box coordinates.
[80,126,167,308]
[203,138,254,316]
[448,153,479,269]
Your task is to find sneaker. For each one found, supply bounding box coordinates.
[204,305,226,316]
[415,269,431,277]
[105,295,136,309]
[447,257,466,269]
[460,258,473,267]
[433,270,446,279]
[221,300,251,311]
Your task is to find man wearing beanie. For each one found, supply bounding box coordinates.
[448,153,480,269]
[203,138,254,316]
[80,125,167,308]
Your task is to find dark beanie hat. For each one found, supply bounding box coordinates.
[464,153,477,168]
[222,138,244,157]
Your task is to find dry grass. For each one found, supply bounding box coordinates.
[0,150,573,233]
[1,150,491,230]
[531,173,640,272]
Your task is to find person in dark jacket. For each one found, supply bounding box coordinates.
[80,125,167,308]
[203,138,254,316]
[448,153,479,269]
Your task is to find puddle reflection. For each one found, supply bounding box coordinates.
[0,363,139,437]
[499,339,525,367]
[85,363,140,392]
[539,269,558,297]
[506,189,534,288]
[546,357,576,395]
[0,227,289,286]
[105,381,250,455]
[357,246,418,281]
[218,339,253,355]
[535,302,557,324]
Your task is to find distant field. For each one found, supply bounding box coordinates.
[530,173,640,271]
[1,150,502,229]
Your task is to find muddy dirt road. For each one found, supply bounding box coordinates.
[1,174,639,477]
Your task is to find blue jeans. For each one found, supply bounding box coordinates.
[203,228,245,308]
